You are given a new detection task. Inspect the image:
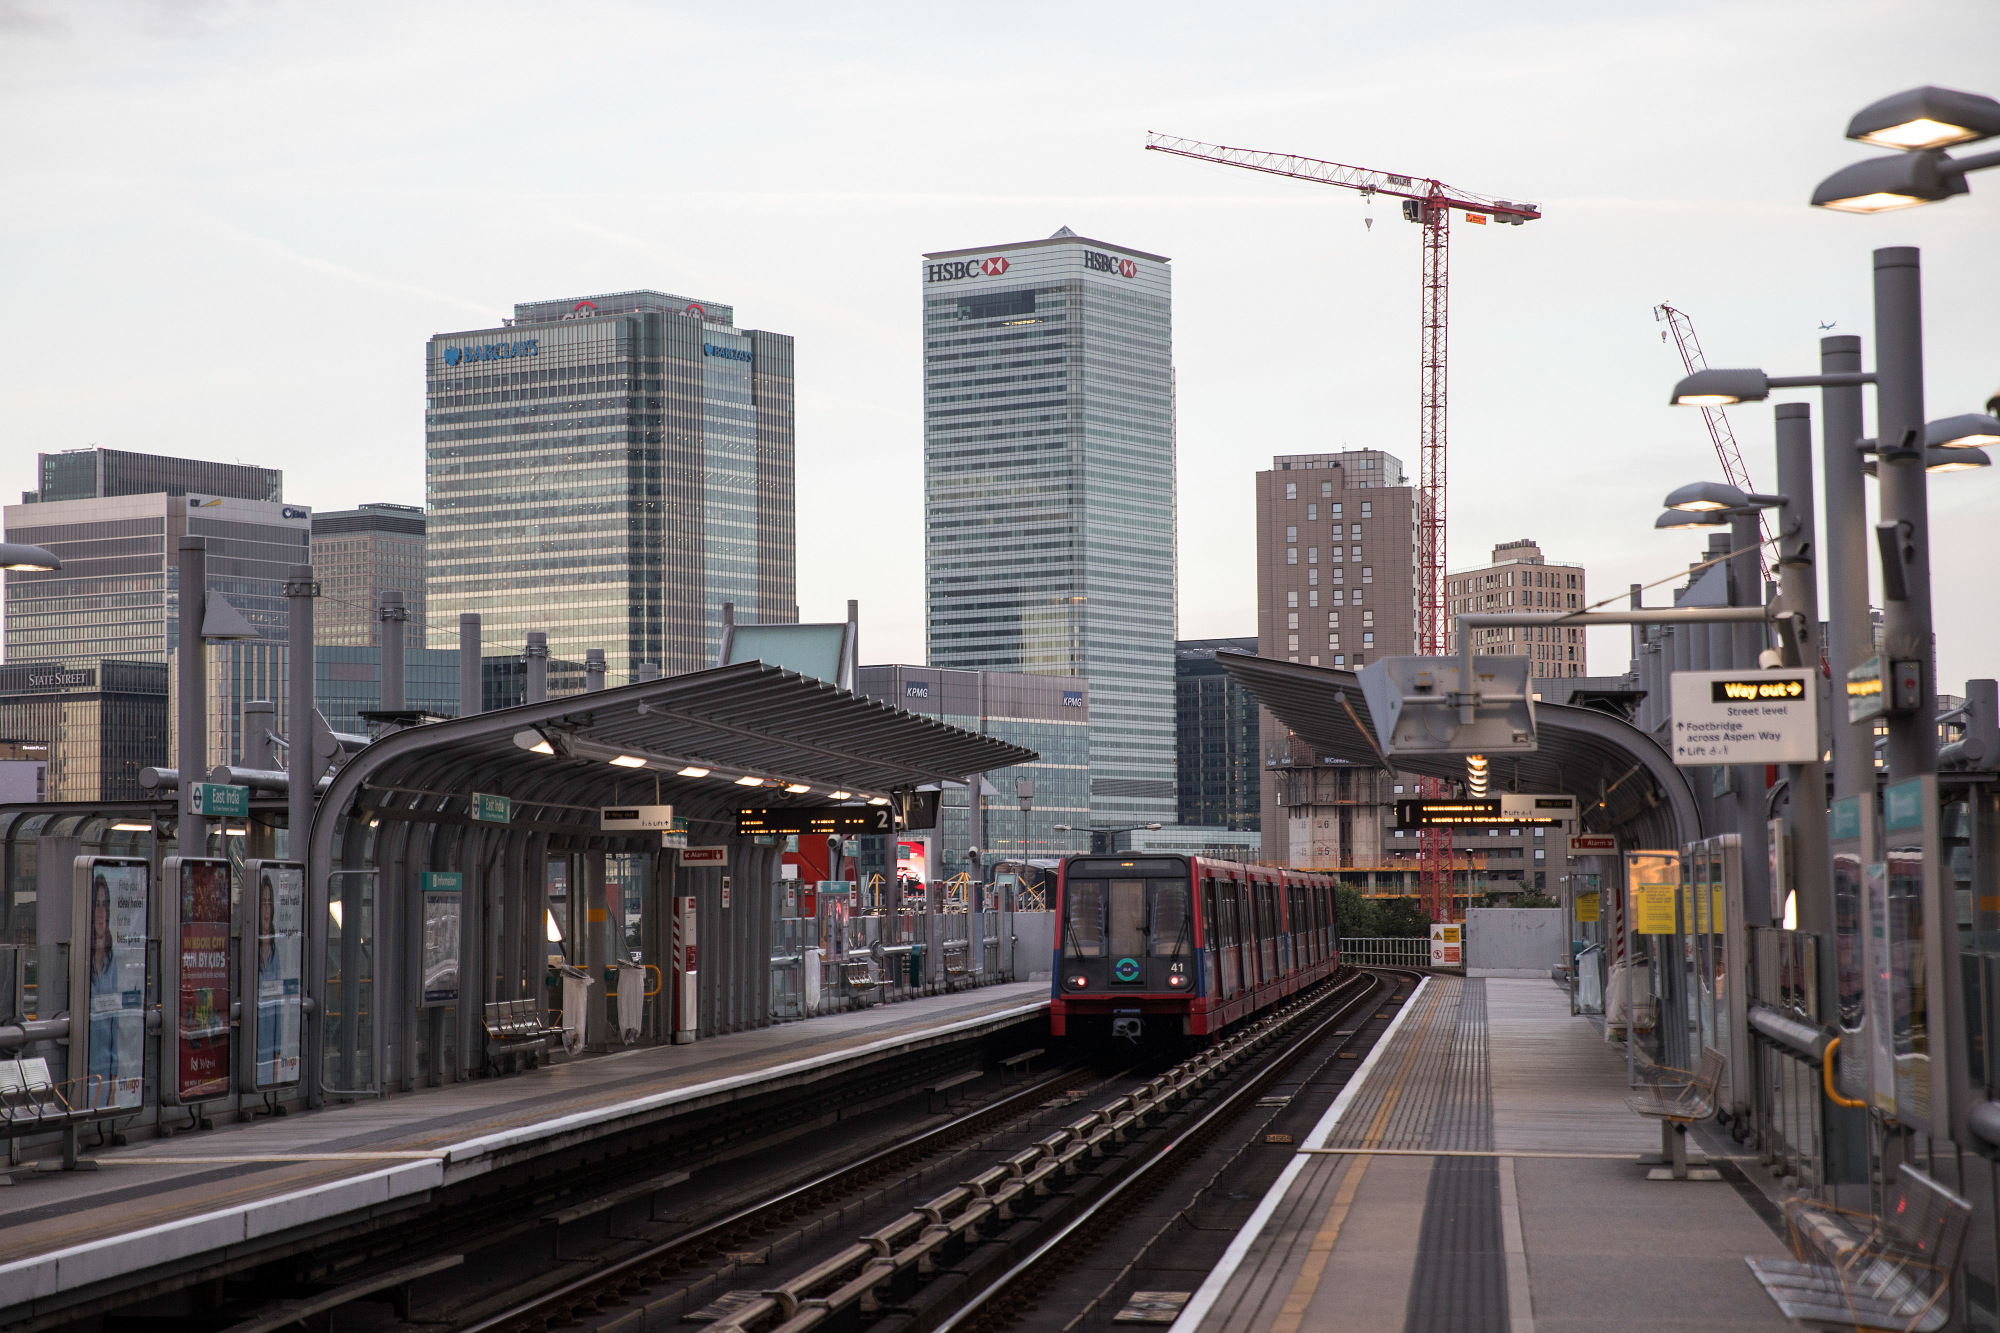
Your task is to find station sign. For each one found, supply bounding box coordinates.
[1395,798,1564,829]
[1669,669,1817,766]
[1570,834,1618,852]
[681,846,728,866]
[736,804,897,837]
[1847,656,1885,723]
[189,783,250,818]
[601,804,675,832]
[471,792,511,824]
[1499,793,1576,821]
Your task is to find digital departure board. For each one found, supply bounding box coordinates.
[736,805,897,837]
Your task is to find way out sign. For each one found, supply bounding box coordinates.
[1669,670,1818,767]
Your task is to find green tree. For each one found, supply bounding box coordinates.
[1334,884,1379,938]
[1507,889,1560,909]
[1374,896,1433,938]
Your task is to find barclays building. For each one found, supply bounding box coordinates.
[425,291,797,678]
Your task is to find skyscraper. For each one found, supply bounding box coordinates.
[1175,638,1260,832]
[425,290,796,677]
[1445,538,1591,677]
[312,503,426,648]
[25,447,281,506]
[921,229,1176,827]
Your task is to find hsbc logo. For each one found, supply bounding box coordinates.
[1084,250,1138,279]
[926,256,1009,283]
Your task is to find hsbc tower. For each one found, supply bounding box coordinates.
[921,228,1177,834]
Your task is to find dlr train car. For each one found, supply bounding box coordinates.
[1050,854,1341,1039]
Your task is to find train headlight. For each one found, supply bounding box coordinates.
[1068,975,1088,989]
[1168,974,1185,987]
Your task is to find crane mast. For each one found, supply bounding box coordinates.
[1146,134,1541,922]
[1653,303,1770,581]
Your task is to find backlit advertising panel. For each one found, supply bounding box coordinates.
[240,860,305,1090]
[163,857,232,1104]
[72,857,150,1110]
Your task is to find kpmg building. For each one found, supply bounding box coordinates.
[425,290,796,678]
[921,229,1177,828]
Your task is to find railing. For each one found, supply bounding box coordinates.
[1748,927,1825,1193]
[1341,936,1431,968]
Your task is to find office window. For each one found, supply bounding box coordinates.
[1361,502,1372,518]
[1350,523,1361,538]
[1307,568,1317,586]
[1309,655,1319,665]
[1307,504,1317,521]
[1308,590,1318,607]
[1287,612,1298,629]
[1330,590,1343,604]
[1328,634,1340,650]
[1320,481,1333,497]
[1286,526,1297,543]
[1328,611,1339,627]
[1362,567,1374,584]
[1332,567,1344,583]
[1285,482,1296,499]
[1334,655,1345,666]
[1286,549,1297,565]
[1308,547,1318,564]
[1330,547,1343,563]
[1362,610,1374,626]
[1363,632,1374,646]
[1330,503,1342,518]
[1287,634,1298,651]
[1287,591,1298,607]
[1351,545,1361,558]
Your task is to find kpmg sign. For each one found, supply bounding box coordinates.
[702,343,753,363]
[441,340,539,367]
[1061,690,1085,708]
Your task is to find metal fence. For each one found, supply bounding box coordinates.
[1341,936,1431,968]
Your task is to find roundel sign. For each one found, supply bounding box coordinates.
[1113,957,1142,982]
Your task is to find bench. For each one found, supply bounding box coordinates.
[480,1000,564,1075]
[1623,1046,1725,1180]
[999,1048,1045,1083]
[0,1056,108,1175]
[924,1070,982,1113]
[1747,1163,1972,1332]
[842,957,880,991]
[941,940,970,977]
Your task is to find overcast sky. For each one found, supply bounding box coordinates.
[3,0,1996,690]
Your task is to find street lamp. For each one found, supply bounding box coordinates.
[0,543,61,572]
[1812,85,2000,212]
[1862,446,1992,476]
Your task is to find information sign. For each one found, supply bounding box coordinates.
[71,857,150,1110]
[1499,793,1577,821]
[242,860,306,1090]
[1847,656,1886,724]
[1668,669,1818,766]
[1633,878,1679,934]
[1394,798,1563,829]
[163,857,232,1104]
[189,782,250,818]
[1429,922,1462,967]
[1574,891,1600,923]
[681,846,728,866]
[736,805,896,837]
[421,871,462,1005]
[601,804,675,832]
[472,792,511,824]
[1570,834,1618,852]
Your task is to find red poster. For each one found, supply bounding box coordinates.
[177,861,233,1102]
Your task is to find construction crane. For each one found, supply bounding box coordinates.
[1146,133,1542,923]
[1653,303,1770,581]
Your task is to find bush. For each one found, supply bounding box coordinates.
[1373,896,1433,938]
[1334,884,1378,938]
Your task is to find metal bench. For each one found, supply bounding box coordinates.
[480,1000,564,1074]
[1624,1045,1725,1180]
[0,1056,105,1176]
[1747,1163,1971,1332]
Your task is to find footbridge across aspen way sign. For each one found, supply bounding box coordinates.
[1668,669,1818,766]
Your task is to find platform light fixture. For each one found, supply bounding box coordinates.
[111,821,152,832]
[784,782,812,794]
[0,542,62,572]
[1846,85,2000,151]
[735,775,765,786]
[609,754,648,768]
[827,790,852,800]
[677,765,711,778]
[868,796,890,805]
[1927,412,2000,448]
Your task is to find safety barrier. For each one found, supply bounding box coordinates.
[1340,936,1431,968]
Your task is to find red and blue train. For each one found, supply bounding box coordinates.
[1049,853,1342,1040]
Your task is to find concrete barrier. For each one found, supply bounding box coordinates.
[1465,907,1565,977]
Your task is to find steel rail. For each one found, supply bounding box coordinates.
[455,1061,1096,1333]
[934,967,1421,1333]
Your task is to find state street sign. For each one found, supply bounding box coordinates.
[1668,669,1818,767]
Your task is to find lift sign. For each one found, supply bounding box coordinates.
[1669,669,1817,767]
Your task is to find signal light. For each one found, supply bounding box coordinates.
[1068,975,1088,989]
[1168,974,1185,987]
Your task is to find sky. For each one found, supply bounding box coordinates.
[3,0,1996,691]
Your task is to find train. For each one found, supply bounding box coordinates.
[1048,853,1342,1040]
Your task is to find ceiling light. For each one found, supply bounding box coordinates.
[785,783,811,793]
[609,755,647,768]
[513,729,556,755]
[111,821,151,832]
[828,790,851,800]
[868,796,890,806]
[678,765,711,778]
[735,775,765,786]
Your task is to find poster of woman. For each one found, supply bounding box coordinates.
[77,858,149,1110]
[252,864,305,1087]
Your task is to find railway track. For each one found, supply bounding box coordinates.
[439,966,1413,1333]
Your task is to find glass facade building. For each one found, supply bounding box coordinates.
[921,230,1176,827]
[425,290,796,679]
[854,665,1091,879]
[316,646,461,733]
[1175,637,1261,832]
[25,447,281,506]
[2,489,308,771]
[0,661,167,802]
[312,503,426,649]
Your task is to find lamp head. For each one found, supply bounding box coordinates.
[1811,152,1970,213]
[1670,368,1769,406]
[1862,446,1991,476]
[1655,509,1727,531]
[1926,412,2000,449]
[1663,480,1750,512]
[1846,85,2000,151]
[0,542,62,572]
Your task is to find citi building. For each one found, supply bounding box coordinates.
[921,229,1176,827]
[425,290,796,678]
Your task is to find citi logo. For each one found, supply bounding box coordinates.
[1084,250,1138,279]
[562,300,599,321]
[925,257,1009,283]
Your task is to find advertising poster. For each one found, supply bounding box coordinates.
[422,872,462,1006]
[76,858,149,1110]
[175,860,233,1102]
[248,862,305,1088]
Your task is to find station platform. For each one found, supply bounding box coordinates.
[1176,976,1794,1333]
[0,982,1046,1322]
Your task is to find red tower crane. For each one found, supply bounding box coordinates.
[1146,134,1543,922]
[1653,303,1770,582]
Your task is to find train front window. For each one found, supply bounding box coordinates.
[1065,881,1105,957]
[1108,880,1147,960]
[1151,882,1189,957]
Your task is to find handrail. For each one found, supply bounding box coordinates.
[1821,1036,1868,1110]
[1747,1002,1832,1062]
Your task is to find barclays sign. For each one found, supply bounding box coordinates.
[442,340,538,367]
[703,343,753,363]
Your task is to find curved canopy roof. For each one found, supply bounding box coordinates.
[1218,653,1700,849]
[313,661,1037,844]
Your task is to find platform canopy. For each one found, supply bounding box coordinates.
[1217,652,1700,849]
[317,659,1038,840]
